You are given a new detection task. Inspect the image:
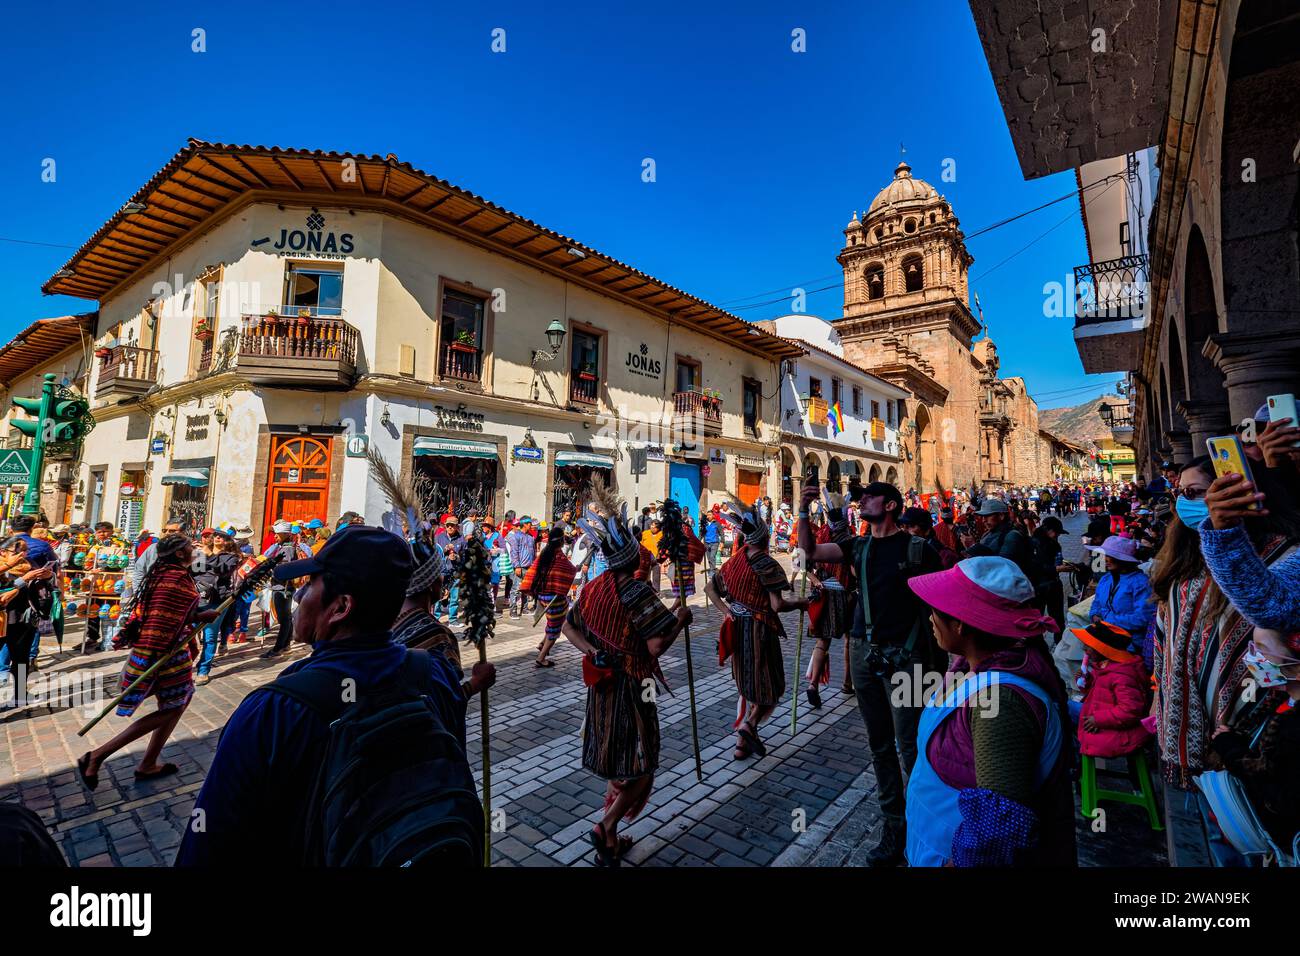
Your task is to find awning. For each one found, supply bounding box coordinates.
[555,451,614,468]
[413,437,498,460]
[161,468,210,487]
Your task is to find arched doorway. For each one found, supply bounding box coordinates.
[263,435,333,541]
[885,465,898,486]
[914,405,935,492]
[868,463,882,483]
[1180,226,1231,446]
[802,453,820,487]
[826,456,843,492]
[781,446,796,506]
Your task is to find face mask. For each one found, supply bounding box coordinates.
[1175,496,1209,530]
[1244,646,1293,689]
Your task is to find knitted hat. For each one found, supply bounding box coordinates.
[907,557,1060,639]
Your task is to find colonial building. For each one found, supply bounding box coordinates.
[0,314,97,525]
[832,161,1050,495]
[38,140,802,536]
[972,0,1300,474]
[754,314,907,505]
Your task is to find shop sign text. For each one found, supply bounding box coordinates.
[434,404,485,432]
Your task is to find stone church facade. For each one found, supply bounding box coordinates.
[833,162,1056,494]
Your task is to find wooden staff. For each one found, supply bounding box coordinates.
[675,555,703,783]
[79,554,282,737]
[459,537,495,867]
[789,548,810,736]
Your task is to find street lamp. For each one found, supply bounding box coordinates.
[531,319,568,366]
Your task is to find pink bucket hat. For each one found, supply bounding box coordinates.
[1087,535,1140,564]
[907,557,1061,639]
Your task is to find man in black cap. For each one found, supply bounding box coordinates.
[176,526,493,866]
[966,498,1037,582]
[1029,515,1072,632]
[796,479,942,866]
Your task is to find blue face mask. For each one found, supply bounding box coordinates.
[1175,495,1210,531]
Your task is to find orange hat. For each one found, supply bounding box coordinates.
[1071,621,1138,662]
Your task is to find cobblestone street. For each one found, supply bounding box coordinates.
[1,510,1167,867]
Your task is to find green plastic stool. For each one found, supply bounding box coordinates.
[1080,750,1163,831]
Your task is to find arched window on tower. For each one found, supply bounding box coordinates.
[865,263,885,300]
[902,253,924,293]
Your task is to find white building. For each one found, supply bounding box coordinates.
[755,314,907,505]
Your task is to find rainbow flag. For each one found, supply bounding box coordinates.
[827,401,844,436]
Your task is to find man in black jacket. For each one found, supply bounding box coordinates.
[966,499,1036,582]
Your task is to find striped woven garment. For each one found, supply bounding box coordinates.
[134,565,199,654]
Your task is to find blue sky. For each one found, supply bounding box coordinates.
[0,0,1118,410]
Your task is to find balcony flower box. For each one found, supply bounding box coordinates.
[94,347,111,360]
[577,370,597,382]
[447,340,478,354]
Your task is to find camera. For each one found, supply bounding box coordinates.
[864,641,909,678]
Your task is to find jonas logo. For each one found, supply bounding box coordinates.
[626,342,661,378]
[253,211,354,255]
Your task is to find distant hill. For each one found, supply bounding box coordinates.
[1039,394,1124,447]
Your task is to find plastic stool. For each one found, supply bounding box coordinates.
[1080,750,1163,831]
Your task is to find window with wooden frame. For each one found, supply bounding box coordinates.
[807,376,822,399]
[851,385,862,416]
[742,377,762,436]
[568,324,603,406]
[674,357,701,394]
[437,280,490,385]
[283,262,344,317]
[192,267,222,375]
[871,399,881,420]
[831,377,842,408]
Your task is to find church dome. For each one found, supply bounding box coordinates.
[867,162,938,216]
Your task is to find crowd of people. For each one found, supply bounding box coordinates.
[5,405,1298,868]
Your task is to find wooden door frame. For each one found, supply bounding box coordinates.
[260,433,333,540]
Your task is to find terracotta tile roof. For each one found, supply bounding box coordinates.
[0,313,96,389]
[44,139,804,362]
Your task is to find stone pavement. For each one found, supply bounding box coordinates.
[0,520,1166,867]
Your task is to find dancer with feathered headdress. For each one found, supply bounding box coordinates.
[562,477,693,866]
[704,496,813,760]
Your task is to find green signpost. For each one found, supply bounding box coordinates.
[10,373,91,515]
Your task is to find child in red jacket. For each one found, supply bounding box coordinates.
[1073,621,1152,758]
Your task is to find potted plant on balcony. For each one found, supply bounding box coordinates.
[296,307,312,325]
[194,320,213,342]
[94,344,112,360]
[448,330,477,353]
[577,362,597,382]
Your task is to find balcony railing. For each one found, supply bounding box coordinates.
[96,344,158,398]
[570,371,598,406]
[672,389,723,435]
[237,314,359,389]
[1074,254,1149,326]
[805,396,828,426]
[440,342,483,382]
[869,418,886,441]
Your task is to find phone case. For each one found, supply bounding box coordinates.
[1267,393,1300,448]
[1206,435,1261,510]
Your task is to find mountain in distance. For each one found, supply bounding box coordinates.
[1039,394,1124,447]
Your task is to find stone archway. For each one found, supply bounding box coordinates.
[1178,225,1232,448]
[914,404,936,493]
[826,456,843,493]
[781,446,797,506]
[802,452,823,487]
[1212,4,1300,420]
[868,463,883,483]
[885,465,899,486]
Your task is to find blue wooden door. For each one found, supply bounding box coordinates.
[669,462,702,524]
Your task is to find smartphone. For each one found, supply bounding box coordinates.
[1267,393,1300,448]
[1206,435,1261,509]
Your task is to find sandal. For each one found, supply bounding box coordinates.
[133,762,179,781]
[589,823,620,868]
[76,752,99,791]
[534,659,555,668]
[615,835,635,859]
[738,725,766,758]
[806,685,822,710]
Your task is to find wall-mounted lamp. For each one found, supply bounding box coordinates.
[381,404,392,427]
[214,408,228,426]
[530,319,568,366]
[122,201,149,216]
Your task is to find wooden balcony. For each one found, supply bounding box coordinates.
[870,418,886,441]
[570,372,599,406]
[672,389,723,436]
[805,396,828,426]
[439,341,482,383]
[237,314,358,389]
[96,345,158,399]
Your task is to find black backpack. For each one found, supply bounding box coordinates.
[264,649,483,867]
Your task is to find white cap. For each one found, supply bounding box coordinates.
[273,520,292,534]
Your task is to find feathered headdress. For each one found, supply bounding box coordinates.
[720,494,770,547]
[368,447,441,586]
[576,475,640,571]
[821,487,848,533]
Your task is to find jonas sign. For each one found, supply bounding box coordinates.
[252,211,355,258]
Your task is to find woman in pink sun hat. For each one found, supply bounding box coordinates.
[902,556,1076,867]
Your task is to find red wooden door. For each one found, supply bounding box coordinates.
[263,436,331,541]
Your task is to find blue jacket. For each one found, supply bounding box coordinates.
[1199,519,1300,631]
[174,634,464,867]
[1091,568,1155,637]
